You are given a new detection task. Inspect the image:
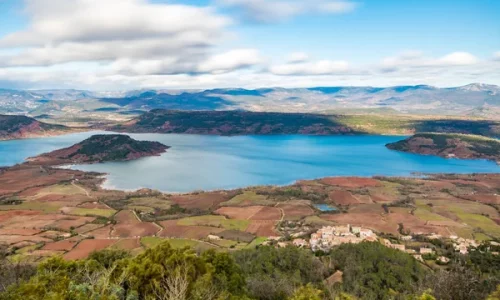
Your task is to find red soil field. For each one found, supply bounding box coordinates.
[37,230,70,239]
[446,179,495,189]
[0,235,52,245]
[64,239,117,260]
[245,220,277,237]
[348,204,385,214]
[298,184,327,194]
[420,180,456,190]
[0,166,81,196]
[77,202,110,209]
[0,214,66,230]
[74,223,105,234]
[111,223,160,238]
[276,203,314,220]
[51,216,95,231]
[370,193,396,203]
[85,224,112,239]
[328,190,361,205]
[249,206,281,221]
[114,210,140,224]
[320,177,381,188]
[17,186,44,197]
[111,238,142,250]
[467,194,500,204]
[0,210,40,223]
[170,192,233,210]
[215,206,264,220]
[157,220,224,239]
[0,228,41,236]
[43,240,78,251]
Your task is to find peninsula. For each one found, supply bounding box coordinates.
[386,133,500,164]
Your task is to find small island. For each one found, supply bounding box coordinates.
[386,133,500,164]
[27,134,169,165]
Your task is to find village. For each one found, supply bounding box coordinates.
[260,224,500,265]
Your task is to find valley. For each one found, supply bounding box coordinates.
[0,158,499,263]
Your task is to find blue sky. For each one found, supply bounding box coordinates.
[0,0,498,90]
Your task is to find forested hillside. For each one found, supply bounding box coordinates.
[1,241,499,300]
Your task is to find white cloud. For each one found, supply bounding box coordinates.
[381,51,479,70]
[0,0,265,76]
[438,52,478,66]
[270,59,349,75]
[319,1,358,13]
[216,0,357,22]
[198,49,262,74]
[286,52,309,63]
[1,0,230,47]
[494,51,500,61]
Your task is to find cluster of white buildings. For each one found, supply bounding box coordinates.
[449,236,479,255]
[309,225,377,252]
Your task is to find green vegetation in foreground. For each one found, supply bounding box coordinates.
[177,215,250,231]
[1,241,500,300]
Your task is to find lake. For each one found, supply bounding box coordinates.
[313,204,338,212]
[0,131,498,193]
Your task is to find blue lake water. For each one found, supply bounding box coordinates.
[0,131,498,193]
[313,204,338,212]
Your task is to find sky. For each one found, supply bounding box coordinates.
[0,0,499,90]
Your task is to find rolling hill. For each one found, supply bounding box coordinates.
[0,115,68,140]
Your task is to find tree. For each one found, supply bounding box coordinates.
[328,242,427,299]
[423,263,498,300]
[289,284,322,300]
[487,285,500,300]
[233,246,327,300]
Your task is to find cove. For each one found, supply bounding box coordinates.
[0,131,498,193]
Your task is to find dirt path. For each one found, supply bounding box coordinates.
[274,203,285,223]
[71,180,91,198]
[153,222,163,236]
[131,209,142,222]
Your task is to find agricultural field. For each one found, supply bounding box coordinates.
[221,191,276,207]
[177,215,250,231]
[1,162,500,261]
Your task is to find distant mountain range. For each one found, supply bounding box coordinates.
[1,83,499,119]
